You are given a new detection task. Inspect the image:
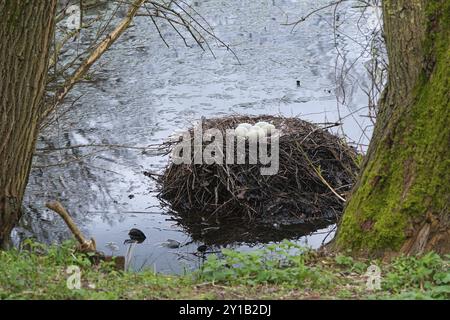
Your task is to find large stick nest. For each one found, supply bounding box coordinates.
[151,115,359,227]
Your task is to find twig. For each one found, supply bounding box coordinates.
[44,0,146,119]
[46,201,96,252]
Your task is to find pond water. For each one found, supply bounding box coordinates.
[17,0,375,274]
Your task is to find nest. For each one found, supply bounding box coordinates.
[150,115,359,227]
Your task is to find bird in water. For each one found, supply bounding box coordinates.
[122,229,146,271]
[127,228,146,243]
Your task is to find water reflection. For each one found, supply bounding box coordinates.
[172,213,335,246]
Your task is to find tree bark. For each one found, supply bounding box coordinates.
[0,0,57,249]
[335,0,450,257]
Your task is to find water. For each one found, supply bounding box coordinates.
[17,0,375,274]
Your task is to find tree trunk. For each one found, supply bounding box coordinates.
[335,0,450,257]
[0,0,57,249]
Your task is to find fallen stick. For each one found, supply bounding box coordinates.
[46,201,96,252]
[46,201,126,270]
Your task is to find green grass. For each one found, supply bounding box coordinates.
[0,239,448,300]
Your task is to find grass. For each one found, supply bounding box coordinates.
[0,239,448,300]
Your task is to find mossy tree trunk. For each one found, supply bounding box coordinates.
[336,0,450,256]
[0,1,57,249]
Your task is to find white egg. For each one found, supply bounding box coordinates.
[246,126,266,139]
[255,121,271,128]
[234,126,249,137]
[237,123,253,130]
[262,123,276,134]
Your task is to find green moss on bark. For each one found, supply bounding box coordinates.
[336,1,449,254]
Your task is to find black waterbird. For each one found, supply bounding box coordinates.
[128,228,146,243]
